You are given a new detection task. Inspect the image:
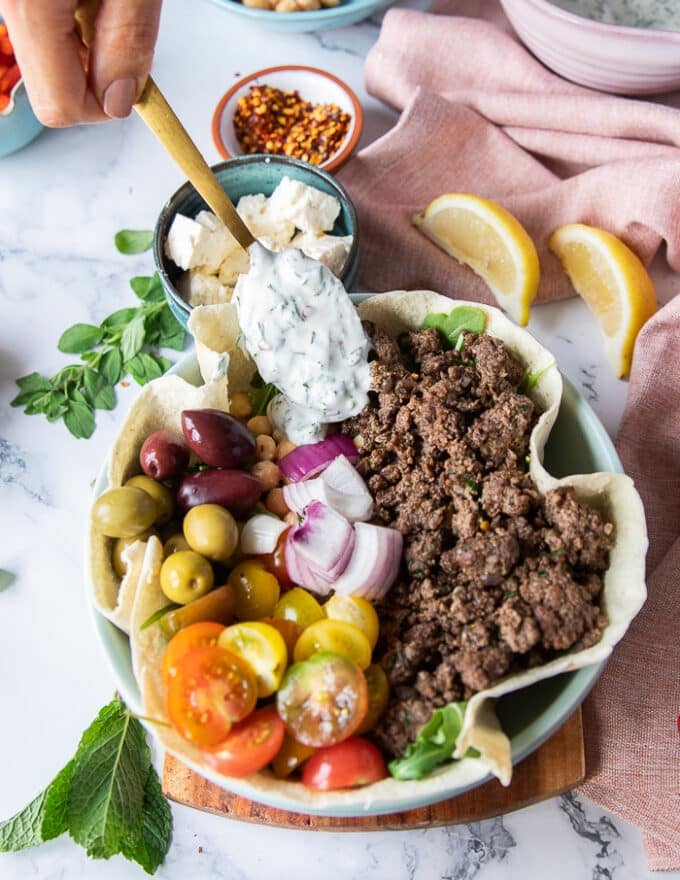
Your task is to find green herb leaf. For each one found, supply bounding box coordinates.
[120,314,147,363]
[114,230,154,255]
[58,324,105,354]
[154,307,186,351]
[139,603,179,631]
[102,307,139,331]
[63,401,96,439]
[0,760,73,852]
[120,768,172,874]
[0,569,15,592]
[519,363,551,394]
[251,382,278,416]
[422,306,487,349]
[68,700,150,859]
[125,353,165,386]
[99,348,123,386]
[388,702,469,780]
[41,760,75,841]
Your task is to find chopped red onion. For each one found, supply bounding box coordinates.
[278,434,359,483]
[282,455,373,523]
[284,501,355,590]
[332,523,403,601]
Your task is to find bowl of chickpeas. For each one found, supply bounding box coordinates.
[206,0,396,31]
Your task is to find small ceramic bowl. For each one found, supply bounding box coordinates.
[212,65,363,174]
[0,23,43,158]
[499,0,680,95]
[154,154,360,329]
[206,0,394,33]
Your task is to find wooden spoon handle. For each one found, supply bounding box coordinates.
[134,79,254,250]
[75,1,254,251]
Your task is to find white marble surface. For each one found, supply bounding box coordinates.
[0,0,674,878]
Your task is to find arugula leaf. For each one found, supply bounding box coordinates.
[251,382,278,416]
[388,702,469,780]
[58,324,104,354]
[114,230,154,255]
[68,700,150,859]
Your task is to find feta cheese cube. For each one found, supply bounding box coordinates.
[165,212,236,273]
[236,193,295,244]
[291,231,353,277]
[268,176,340,234]
[177,270,231,308]
[218,247,251,288]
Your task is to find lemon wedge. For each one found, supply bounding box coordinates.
[548,224,657,378]
[413,193,540,326]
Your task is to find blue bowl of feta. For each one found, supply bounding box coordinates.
[154,154,360,329]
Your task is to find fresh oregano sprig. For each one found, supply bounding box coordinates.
[0,698,172,874]
[10,231,186,439]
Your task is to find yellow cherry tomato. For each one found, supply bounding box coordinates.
[218,621,288,698]
[356,664,390,734]
[228,561,280,620]
[273,587,325,630]
[323,594,380,650]
[293,619,372,669]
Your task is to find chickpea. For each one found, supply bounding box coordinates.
[275,0,296,10]
[256,434,277,461]
[265,488,290,517]
[252,460,282,491]
[284,511,298,526]
[272,428,283,443]
[247,415,272,436]
[244,0,273,7]
[276,438,296,460]
[230,392,252,420]
[297,0,321,8]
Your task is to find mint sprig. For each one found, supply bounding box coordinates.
[10,232,186,439]
[0,699,172,874]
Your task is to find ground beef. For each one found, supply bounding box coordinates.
[342,323,615,758]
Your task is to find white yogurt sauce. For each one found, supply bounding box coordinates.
[234,242,370,442]
[548,0,680,29]
[267,394,326,445]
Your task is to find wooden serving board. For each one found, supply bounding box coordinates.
[162,708,584,829]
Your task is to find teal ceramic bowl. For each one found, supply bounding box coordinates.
[153,154,360,329]
[206,0,395,32]
[0,41,43,158]
[88,306,618,815]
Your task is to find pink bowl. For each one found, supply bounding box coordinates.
[499,0,680,95]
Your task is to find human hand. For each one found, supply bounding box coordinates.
[0,0,162,126]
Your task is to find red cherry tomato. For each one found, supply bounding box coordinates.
[201,707,285,777]
[161,621,225,680]
[301,737,388,790]
[257,528,293,589]
[166,644,258,747]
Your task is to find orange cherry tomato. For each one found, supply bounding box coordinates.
[161,621,225,681]
[259,616,304,663]
[201,707,285,777]
[166,644,257,747]
[301,737,388,790]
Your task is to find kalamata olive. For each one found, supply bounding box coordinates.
[176,469,263,515]
[139,430,190,481]
[160,550,214,605]
[91,487,158,538]
[181,409,257,468]
[125,475,174,525]
[183,504,239,563]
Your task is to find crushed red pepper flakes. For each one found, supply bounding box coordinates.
[233,84,351,166]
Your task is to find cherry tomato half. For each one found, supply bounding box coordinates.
[166,644,258,747]
[217,621,288,698]
[301,737,388,790]
[259,617,303,664]
[293,618,372,670]
[271,733,316,779]
[201,707,285,777]
[356,664,390,735]
[257,528,293,589]
[162,621,225,681]
[277,652,368,748]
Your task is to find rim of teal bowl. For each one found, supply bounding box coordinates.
[205,0,394,28]
[86,297,620,815]
[153,154,359,327]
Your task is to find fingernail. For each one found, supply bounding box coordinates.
[103,77,137,118]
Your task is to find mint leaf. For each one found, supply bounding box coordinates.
[64,401,96,439]
[58,324,104,354]
[121,768,172,874]
[115,230,154,255]
[125,353,164,386]
[82,369,116,411]
[0,760,73,852]
[102,307,139,331]
[68,700,150,859]
[120,314,146,362]
[99,348,123,386]
[0,569,15,591]
[389,702,469,780]
[154,308,186,351]
[130,274,165,304]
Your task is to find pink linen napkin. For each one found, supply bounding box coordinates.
[337,0,680,868]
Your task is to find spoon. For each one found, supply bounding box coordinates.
[75,1,254,251]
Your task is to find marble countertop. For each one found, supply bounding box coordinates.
[0,1,674,877]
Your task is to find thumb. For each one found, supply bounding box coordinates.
[88,0,163,118]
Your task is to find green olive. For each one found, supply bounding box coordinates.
[163,532,191,557]
[183,503,239,563]
[125,475,174,525]
[159,550,214,605]
[91,487,158,538]
[112,529,156,577]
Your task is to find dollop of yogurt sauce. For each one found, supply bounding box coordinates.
[234,242,371,444]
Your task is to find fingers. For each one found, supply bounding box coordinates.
[1,0,106,126]
[88,0,163,118]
